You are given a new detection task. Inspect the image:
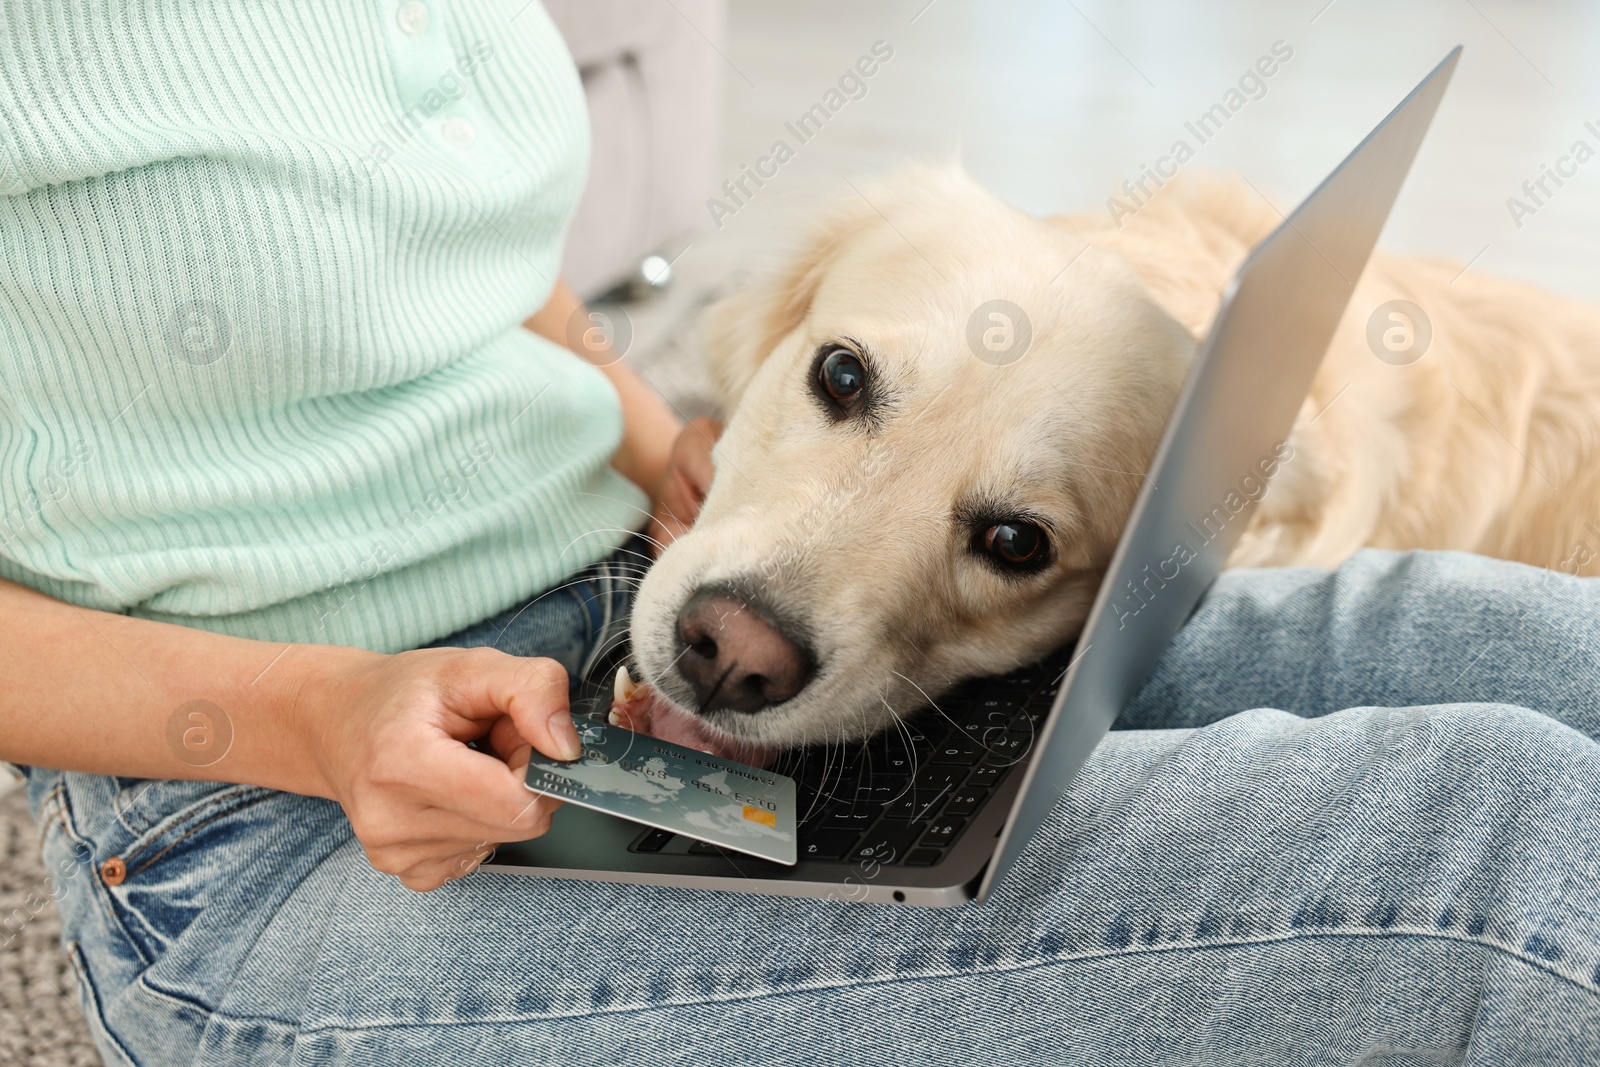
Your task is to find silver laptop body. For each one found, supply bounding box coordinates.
[486,47,1461,907]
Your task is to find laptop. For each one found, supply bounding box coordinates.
[486,46,1462,906]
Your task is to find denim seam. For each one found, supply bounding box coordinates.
[113,778,188,839]
[33,781,67,849]
[119,786,275,871]
[130,973,300,1028]
[123,793,276,876]
[126,924,1600,1036]
[1458,945,1494,1064]
[66,939,142,1067]
[112,782,151,839]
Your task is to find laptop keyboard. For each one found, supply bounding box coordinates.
[626,652,1069,868]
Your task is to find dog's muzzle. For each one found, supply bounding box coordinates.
[673,587,816,714]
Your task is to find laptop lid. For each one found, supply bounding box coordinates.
[977,46,1462,902]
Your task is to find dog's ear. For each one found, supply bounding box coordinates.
[701,198,877,412]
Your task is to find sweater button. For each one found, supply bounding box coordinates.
[100,857,127,887]
[397,1,429,36]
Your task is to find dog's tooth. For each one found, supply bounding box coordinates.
[614,664,639,704]
[607,708,623,727]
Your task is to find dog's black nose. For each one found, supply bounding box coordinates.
[675,588,815,713]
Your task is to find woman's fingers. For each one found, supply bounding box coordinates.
[484,713,535,765]
[357,746,563,893]
[647,417,724,555]
[348,782,558,851]
[416,738,563,835]
[444,649,581,762]
[369,840,501,892]
[678,417,722,498]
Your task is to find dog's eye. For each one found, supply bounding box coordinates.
[980,522,1047,568]
[817,347,865,404]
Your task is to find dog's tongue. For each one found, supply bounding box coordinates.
[607,667,778,769]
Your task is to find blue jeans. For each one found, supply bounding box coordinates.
[25,549,1600,1065]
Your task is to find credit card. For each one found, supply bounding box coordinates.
[523,693,797,865]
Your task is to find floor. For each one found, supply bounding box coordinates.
[624,0,1600,393]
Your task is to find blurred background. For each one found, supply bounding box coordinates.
[551,0,1600,415]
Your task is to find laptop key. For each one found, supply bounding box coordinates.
[972,695,1018,716]
[903,848,944,867]
[955,715,1013,744]
[862,750,917,776]
[921,818,966,847]
[941,789,988,817]
[882,790,950,822]
[800,829,861,862]
[798,808,832,835]
[631,827,675,853]
[854,773,911,804]
[822,804,879,831]
[870,724,941,754]
[915,766,967,791]
[852,822,926,866]
[801,762,862,788]
[983,735,1029,764]
[932,738,984,764]
[804,776,845,799]
[965,765,1004,788]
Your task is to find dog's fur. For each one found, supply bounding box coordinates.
[630,166,1600,749]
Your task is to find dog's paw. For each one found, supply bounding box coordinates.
[607,666,778,769]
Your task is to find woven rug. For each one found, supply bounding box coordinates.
[0,779,101,1066]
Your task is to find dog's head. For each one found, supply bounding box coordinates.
[631,167,1195,747]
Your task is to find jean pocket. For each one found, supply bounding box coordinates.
[98,781,279,966]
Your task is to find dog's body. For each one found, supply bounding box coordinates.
[1086,173,1600,575]
[626,168,1600,751]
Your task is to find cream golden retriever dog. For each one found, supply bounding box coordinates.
[621,165,1600,754]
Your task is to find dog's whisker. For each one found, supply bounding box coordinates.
[891,669,950,726]
[571,493,668,536]
[821,720,848,807]
[556,521,671,564]
[554,526,646,564]
[881,695,919,807]
[893,668,1008,760]
[579,518,672,556]
[903,642,961,696]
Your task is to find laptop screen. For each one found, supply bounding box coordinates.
[980,47,1462,901]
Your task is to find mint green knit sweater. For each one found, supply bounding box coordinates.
[0,1,647,652]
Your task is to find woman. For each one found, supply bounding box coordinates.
[5,4,1599,1063]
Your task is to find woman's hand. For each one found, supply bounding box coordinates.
[309,647,582,892]
[522,280,685,499]
[647,417,722,554]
